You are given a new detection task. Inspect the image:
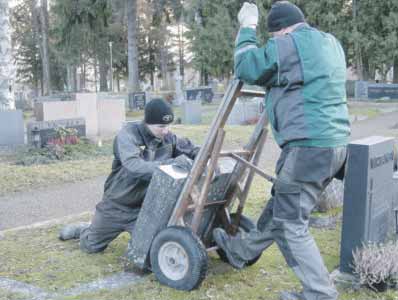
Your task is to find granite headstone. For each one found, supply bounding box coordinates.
[340,136,395,273]
[128,92,146,110]
[354,81,398,100]
[0,110,24,146]
[185,87,214,103]
[128,158,235,269]
[181,101,202,125]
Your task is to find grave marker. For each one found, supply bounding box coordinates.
[340,136,395,273]
[185,87,214,103]
[27,118,86,147]
[0,110,24,146]
[128,92,146,110]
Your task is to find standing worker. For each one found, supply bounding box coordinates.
[213,1,350,300]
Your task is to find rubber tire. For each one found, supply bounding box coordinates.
[150,226,208,291]
[216,214,262,266]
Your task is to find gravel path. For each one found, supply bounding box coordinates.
[0,110,397,230]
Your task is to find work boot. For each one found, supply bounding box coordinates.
[279,291,303,300]
[212,228,245,269]
[59,222,89,241]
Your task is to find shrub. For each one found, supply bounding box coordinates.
[315,179,344,213]
[352,241,398,291]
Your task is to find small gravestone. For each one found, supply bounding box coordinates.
[128,92,146,111]
[340,136,395,273]
[185,87,214,103]
[181,101,201,124]
[27,118,86,147]
[368,83,398,100]
[346,80,355,98]
[0,110,24,146]
[354,81,369,100]
[227,98,263,125]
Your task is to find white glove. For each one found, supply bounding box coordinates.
[238,2,258,29]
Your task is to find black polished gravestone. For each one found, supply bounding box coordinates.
[368,83,398,100]
[128,92,146,111]
[354,81,398,100]
[27,118,86,147]
[185,87,214,103]
[340,136,395,273]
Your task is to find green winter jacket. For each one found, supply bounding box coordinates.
[234,23,350,148]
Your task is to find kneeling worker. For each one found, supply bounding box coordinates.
[59,98,199,253]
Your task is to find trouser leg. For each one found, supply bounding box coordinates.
[219,147,346,300]
[79,209,125,253]
[80,204,139,254]
[272,179,338,300]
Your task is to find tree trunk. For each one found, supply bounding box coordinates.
[150,71,154,88]
[99,57,108,92]
[94,57,98,93]
[0,0,15,110]
[127,0,139,92]
[72,65,77,92]
[394,57,398,84]
[38,0,51,95]
[352,0,363,81]
[116,72,120,92]
[160,47,169,90]
[30,0,42,94]
[178,19,184,80]
[81,63,86,91]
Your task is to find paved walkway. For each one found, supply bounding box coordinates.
[0,111,397,230]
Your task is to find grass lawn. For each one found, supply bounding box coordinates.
[1,177,397,299]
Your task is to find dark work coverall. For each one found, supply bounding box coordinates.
[80,121,199,253]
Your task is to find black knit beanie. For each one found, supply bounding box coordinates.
[144,98,174,125]
[267,1,305,33]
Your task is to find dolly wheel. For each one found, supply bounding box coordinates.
[150,226,208,290]
[216,214,262,266]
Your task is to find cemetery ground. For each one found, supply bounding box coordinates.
[0,102,398,300]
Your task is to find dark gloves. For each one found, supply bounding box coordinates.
[171,155,194,172]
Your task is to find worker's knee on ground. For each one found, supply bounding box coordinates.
[273,180,301,221]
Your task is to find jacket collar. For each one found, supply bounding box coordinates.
[292,22,310,32]
[138,121,162,146]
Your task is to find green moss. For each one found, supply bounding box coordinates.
[0,290,27,300]
[311,206,342,218]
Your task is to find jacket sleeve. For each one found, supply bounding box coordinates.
[234,28,278,86]
[116,128,165,181]
[173,136,200,160]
